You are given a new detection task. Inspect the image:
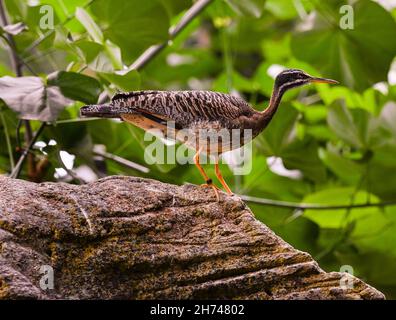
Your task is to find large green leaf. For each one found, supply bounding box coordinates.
[336,206,396,287]
[291,0,396,91]
[319,143,364,185]
[303,187,385,231]
[47,71,101,105]
[327,103,391,150]
[159,0,191,17]
[98,70,140,92]
[91,0,170,62]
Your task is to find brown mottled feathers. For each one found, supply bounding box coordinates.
[111,90,257,130]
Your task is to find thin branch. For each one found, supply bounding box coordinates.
[55,117,101,124]
[93,148,150,174]
[9,123,46,179]
[0,110,15,169]
[128,0,213,71]
[239,194,396,210]
[57,150,86,184]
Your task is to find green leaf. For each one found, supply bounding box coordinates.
[0,76,72,121]
[75,7,104,43]
[338,206,396,287]
[212,71,259,93]
[74,41,114,73]
[103,40,123,69]
[91,0,170,62]
[319,144,364,185]
[226,0,266,17]
[274,217,319,253]
[352,205,396,257]
[47,71,101,105]
[98,70,140,92]
[327,103,391,150]
[380,102,396,138]
[303,187,382,229]
[367,144,396,201]
[291,0,396,91]
[257,104,299,155]
[257,104,326,182]
[74,40,103,64]
[159,0,191,18]
[265,0,297,19]
[316,85,382,114]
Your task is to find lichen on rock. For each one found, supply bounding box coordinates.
[0,176,385,300]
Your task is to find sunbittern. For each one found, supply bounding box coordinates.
[80,69,338,200]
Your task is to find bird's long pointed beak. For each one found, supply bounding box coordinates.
[309,76,339,84]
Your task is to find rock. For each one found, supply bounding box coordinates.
[0,175,385,300]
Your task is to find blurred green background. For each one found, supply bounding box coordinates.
[1,0,396,298]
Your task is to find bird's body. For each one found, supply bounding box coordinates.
[82,90,268,155]
[81,69,338,200]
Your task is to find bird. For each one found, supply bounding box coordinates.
[80,69,338,200]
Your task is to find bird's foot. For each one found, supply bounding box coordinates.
[200,179,220,202]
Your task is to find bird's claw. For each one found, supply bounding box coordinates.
[200,180,220,202]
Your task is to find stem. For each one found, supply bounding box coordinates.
[9,123,46,179]
[93,149,149,174]
[239,194,396,211]
[23,119,35,179]
[0,110,15,169]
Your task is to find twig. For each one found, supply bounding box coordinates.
[9,123,46,179]
[93,149,149,174]
[56,150,86,184]
[239,194,396,210]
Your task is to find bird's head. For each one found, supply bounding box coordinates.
[274,69,338,93]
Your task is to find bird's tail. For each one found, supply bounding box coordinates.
[80,104,120,118]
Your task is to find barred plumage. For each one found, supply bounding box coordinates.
[82,90,258,131]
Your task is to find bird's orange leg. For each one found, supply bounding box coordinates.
[193,148,220,201]
[215,161,233,195]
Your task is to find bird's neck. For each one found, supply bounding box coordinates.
[263,86,284,117]
[255,86,284,133]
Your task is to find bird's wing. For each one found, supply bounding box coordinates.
[111,90,254,129]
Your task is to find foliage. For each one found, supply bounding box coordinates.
[1,0,396,298]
